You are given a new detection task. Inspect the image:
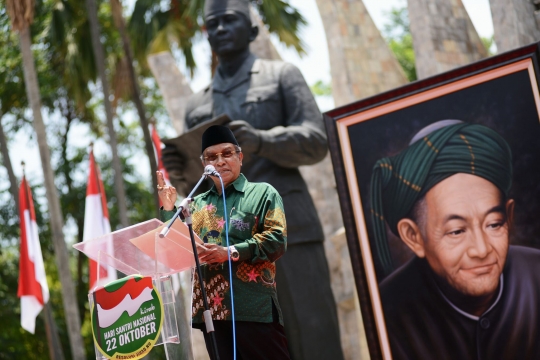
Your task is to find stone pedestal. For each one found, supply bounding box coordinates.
[489,0,540,53]
[408,0,487,79]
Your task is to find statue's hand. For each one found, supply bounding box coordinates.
[161,144,185,176]
[228,120,261,154]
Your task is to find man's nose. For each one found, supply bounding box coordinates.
[214,154,226,165]
[467,227,491,259]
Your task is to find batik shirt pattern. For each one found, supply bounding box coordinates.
[162,174,287,324]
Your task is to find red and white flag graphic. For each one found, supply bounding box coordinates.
[18,175,50,334]
[94,277,154,328]
[83,148,116,290]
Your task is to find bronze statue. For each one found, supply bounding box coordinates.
[163,1,343,358]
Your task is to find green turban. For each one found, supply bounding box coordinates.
[370,122,512,276]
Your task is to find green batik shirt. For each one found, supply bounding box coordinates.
[161,174,287,324]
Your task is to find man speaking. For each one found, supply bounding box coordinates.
[159,125,290,359]
[163,1,343,358]
[371,120,540,359]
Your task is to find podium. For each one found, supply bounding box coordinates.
[74,219,202,360]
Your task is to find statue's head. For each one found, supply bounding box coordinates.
[204,0,259,57]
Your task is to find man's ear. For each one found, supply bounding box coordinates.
[238,151,243,165]
[249,25,259,42]
[506,199,515,231]
[397,218,426,258]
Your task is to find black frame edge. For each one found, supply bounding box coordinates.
[324,113,383,360]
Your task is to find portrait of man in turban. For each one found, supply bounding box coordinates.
[368,120,540,359]
[325,47,540,360]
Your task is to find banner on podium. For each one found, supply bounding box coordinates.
[91,275,163,360]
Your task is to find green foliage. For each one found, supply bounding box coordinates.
[387,34,416,82]
[0,9,27,120]
[382,6,417,82]
[310,80,332,97]
[129,0,198,75]
[481,35,495,56]
[253,0,307,56]
[0,245,50,359]
[382,6,410,38]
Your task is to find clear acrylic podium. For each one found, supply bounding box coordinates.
[74,218,202,360]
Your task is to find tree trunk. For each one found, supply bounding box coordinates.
[110,0,160,214]
[43,303,66,360]
[18,26,86,360]
[85,0,130,227]
[0,113,19,212]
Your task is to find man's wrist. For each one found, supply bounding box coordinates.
[228,245,240,262]
[159,206,177,222]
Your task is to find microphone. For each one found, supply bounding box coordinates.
[204,165,220,177]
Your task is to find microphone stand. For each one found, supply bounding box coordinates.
[159,173,220,360]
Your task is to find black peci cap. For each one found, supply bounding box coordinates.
[201,125,239,153]
[204,0,251,21]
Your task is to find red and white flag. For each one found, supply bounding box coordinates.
[83,148,116,290]
[18,175,50,334]
[150,124,170,188]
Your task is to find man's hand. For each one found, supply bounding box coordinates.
[156,171,177,211]
[228,120,261,154]
[197,243,230,264]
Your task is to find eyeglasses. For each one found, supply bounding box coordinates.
[200,149,240,163]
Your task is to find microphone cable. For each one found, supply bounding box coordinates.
[218,174,237,360]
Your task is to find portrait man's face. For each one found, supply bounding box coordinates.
[205,10,254,56]
[399,173,514,298]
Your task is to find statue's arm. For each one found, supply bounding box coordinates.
[257,63,328,168]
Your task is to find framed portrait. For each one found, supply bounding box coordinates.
[324,43,540,359]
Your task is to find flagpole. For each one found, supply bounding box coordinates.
[43,302,65,360]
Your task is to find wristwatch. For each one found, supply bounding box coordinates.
[229,245,240,262]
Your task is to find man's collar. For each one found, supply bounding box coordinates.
[230,173,248,192]
[436,275,504,321]
[212,54,258,93]
[207,173,248,195]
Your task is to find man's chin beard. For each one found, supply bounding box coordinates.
[449,278,499,298]
[431,267,500,300]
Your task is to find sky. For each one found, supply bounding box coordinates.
[4,0,495,235]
